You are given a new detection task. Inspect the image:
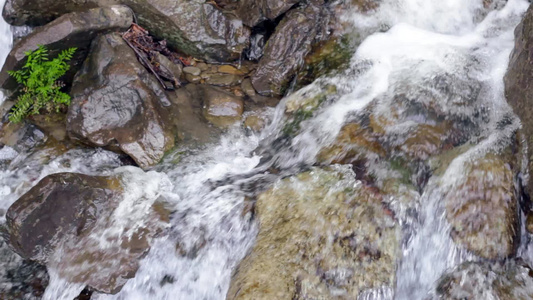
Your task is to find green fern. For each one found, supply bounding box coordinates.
[7,45,76,123]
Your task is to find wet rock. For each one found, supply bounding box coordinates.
[206,74,243,86]
[3,0,250,62]
[251,1,330,96]
[201,85,244,128]
[227,167,399,299]
[5,173,120,263]
[527,211,533,234]
[443,153,519,259]
[153,52,182,85]
[218,65,245,75]
[504,4,533,197]
[0,238,49,300]
[235,0,300,27]
[350,0,380,12]
[0,121,46,153]
[0,5,133,90]
[196,62,208,71]
[67,33,175,169]
[185,74,201,84]
[183,66,201,76]
[5,170,170,294]
[241,78,256,97]
[432,260,533,300]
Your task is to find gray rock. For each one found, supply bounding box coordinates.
[67,33,175,169]
[251,1,330,96]
[3,0,250,62]
[0,5,133,90]
[183,66,201,76]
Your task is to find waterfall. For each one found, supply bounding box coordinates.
[0,0,531,299]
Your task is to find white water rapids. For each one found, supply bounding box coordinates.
[0,0,532,299]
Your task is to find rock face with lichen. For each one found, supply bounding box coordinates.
[227,166,399,300]
[2,0,250,62]
[442,152,519,260]
[67,33,175,169]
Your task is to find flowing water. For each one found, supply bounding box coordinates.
[0,0,532,299]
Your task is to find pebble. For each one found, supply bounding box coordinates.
[185,73,201,83]
[183,66,201,76]
[206,74,243,86]
[241,78,256,96]
[196,62,209,71]
[218,65,245,75]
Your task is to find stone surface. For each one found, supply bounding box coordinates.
[5,170,170,294]
[201,85,244,128]
[227,167,398,299]
[206,74,243,86]
[432,260,533,300]
[67,33,175,169]
[504,4,533,197]
[0,5,133,90]
[235,0,300,27]
[241,78,256,96]
[443,152,519,259]
[5,173,120,263]
[251,1,329,96]
[183,66,201,76]
[3,0,250,62]
[218,65,245,75]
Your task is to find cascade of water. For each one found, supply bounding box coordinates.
[0,0,12,103]
[0,0,531,299]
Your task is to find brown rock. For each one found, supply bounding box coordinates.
[67,33,175,169]
[206,74,243,86]
[504,5,533,197]
[0,5,133,90]
[202,86,244,128]
[218,65,245,75]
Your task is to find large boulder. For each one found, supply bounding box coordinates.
[4,170,170,294]
[251,1,330,96]
[442,152,519,260]
[67,33,175,169]
[5,173,121,262]
[504,4,533,197]
[0,5,133,90]
[432,260,533,300]
[227,167,399,299]
[3,0,250,62]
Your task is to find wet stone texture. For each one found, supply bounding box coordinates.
[504,4,533,198]
[4,171,169,294]
[227,167,399,300]
[432,260,533,300]
[251,0,331,96]
[67,33,175,169]
[3,0,250,62]
[442,152,519,260]
[0,5,133,90]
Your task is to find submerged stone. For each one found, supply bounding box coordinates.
[227,167,399,299]
[432,260,533,300]
[443,152,519,259]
